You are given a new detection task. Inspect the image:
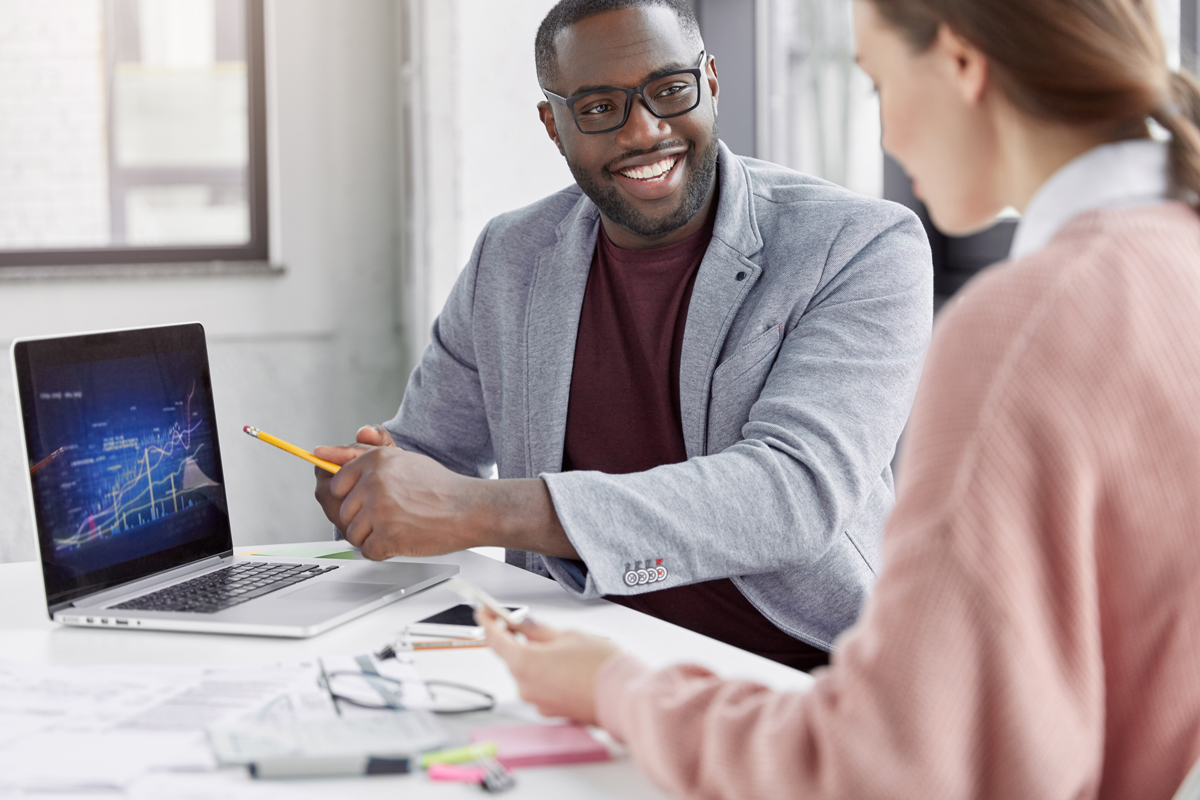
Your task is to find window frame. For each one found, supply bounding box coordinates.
[0,0,269,270]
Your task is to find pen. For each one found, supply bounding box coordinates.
[249,755,409,779]
[410,639,488,651]
[244,425,341,473]
[30,446,66,475]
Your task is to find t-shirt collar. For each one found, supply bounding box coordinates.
[1009,138,1170,261]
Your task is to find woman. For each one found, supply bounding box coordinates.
[481,0,1200,797]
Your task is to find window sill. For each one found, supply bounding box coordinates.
[0,260,285,281]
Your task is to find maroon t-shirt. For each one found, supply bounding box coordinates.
[562,218,830,671]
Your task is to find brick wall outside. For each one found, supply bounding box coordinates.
[0,0,109,248]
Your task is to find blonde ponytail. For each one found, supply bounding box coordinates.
[1151,71,1200,208]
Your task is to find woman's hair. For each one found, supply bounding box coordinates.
[868,0,1200,208]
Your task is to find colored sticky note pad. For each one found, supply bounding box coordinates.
[469,724,610,769]
[240,543,354,558]
[317,550,359,559]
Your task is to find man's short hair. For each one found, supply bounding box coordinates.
[535,0,703,90]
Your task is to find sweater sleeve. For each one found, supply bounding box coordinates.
[591,258,1109,800]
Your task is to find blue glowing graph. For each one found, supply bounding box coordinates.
[51,383,216,552]
[30,352,225,570]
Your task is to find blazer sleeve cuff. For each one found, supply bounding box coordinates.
[541,554,602,598]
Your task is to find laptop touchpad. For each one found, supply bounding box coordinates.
[287,581,392,603]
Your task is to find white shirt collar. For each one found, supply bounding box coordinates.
[1009,138,1171,261]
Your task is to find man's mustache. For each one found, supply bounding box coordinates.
[603,140,692,174]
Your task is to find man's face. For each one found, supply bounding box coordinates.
[540,7,720,244]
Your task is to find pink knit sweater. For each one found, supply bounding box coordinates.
[595,203,1200,800]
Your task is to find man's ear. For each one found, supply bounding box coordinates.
[706,54,720,116]
[538,101,566,156]
[934,23,987,105]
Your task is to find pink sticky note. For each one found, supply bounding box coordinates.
[428,763,486,783]
[469,724,610,769]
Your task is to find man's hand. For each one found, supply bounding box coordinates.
[478,608,620,725]
[315,438,481,560]
[313,425,396,535]
[312,424,579,561]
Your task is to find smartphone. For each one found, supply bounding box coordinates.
[446,577,527,629]
[406,603,530,639]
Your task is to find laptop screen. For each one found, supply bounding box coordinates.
[12,324,232,609]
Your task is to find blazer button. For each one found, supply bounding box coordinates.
[735,271,746,281]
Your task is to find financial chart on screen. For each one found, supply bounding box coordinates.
[29,353,226,574]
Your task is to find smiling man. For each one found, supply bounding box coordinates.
[313,0,932,670]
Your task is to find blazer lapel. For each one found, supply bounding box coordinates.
[524,199,600,477]
[678,143,765,458]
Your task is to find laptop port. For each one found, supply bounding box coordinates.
[115,619,128,625]
[86,618,94,624]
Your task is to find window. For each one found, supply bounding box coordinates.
[755,0,882,199]
[0,0,267,269]
[751,0,1193,305]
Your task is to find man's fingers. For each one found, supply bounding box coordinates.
[359,532,391,561]
[327,452,369,499]
[313,443,371,467]
[343,514,372,548]
[356,424,396,448]
[337,484,365,529]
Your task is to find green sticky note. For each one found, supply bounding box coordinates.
[249,543,355,558]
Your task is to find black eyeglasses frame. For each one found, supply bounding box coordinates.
[542,50,708,135]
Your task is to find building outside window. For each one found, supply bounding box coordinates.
[0,0,267,269]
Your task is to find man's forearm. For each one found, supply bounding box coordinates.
[467,477,580,559]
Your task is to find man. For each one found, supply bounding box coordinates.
[314,0,931,670]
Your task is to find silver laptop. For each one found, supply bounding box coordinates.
[11,322,457,637]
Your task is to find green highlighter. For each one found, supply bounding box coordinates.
[420,741,498,769]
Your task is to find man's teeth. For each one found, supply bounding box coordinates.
[619,156,678,180]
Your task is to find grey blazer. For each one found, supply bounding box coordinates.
[387,142,932,650]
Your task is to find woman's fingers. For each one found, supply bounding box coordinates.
[517,616,557,642]
[478,607,523,661]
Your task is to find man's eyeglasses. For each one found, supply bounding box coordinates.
[542,51,708,134]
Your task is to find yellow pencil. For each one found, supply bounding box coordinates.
[243,425,341,473]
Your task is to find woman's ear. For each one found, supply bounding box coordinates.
[934,23,989,106]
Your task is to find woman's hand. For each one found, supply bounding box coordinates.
[478,608,621,726]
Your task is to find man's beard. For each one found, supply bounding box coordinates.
[568,121,720,240]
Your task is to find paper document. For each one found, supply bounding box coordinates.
[0,659,336,795]
[209,655,444,765]
[209,712,449,765]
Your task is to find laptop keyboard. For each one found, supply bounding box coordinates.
[111,562,340,614]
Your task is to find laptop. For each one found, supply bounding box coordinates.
[11,322,458,637]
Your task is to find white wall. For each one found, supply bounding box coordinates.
[0,0,408,562]
[402,0,574,367]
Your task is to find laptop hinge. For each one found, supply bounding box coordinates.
[69,554,230,609]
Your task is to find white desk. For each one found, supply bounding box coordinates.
[0,545,814,798]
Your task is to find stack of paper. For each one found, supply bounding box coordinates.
[0,659,337,795]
